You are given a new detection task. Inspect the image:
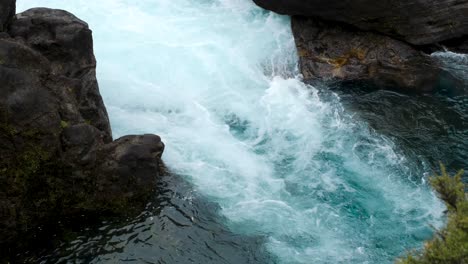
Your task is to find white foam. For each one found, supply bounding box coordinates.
[17,0,445,263]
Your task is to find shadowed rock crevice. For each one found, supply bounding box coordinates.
[0,0,15,32]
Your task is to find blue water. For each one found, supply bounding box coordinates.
[17,0,450,263]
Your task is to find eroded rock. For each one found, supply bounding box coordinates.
[292,17,442,91]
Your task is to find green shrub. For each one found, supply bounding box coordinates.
[397,164,467,264]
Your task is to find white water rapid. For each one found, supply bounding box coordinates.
[18,0,445,263]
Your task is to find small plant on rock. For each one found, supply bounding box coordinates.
[397,164,467,264]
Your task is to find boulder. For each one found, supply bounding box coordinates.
[253,0,468,45]
[94,134,165,210]
[0,0,15,32]
[9,8,112,142]
[0,8,165,248]
[292,17,442,91]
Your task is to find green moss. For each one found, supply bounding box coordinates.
[397,164,467,264]
[0,122,16,135]
[0,119,66,226]
[1,118,142,218]
[60,120,69,129]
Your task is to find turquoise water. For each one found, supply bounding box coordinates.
[17,0,447,263]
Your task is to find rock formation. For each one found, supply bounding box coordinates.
[253,0,468,91]
[253,0,468,45]
[0,0,15,32]
[292,18,441,91]
[0,3,165,249]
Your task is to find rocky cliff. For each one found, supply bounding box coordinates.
[253,0,468,45]
[292,18,442,91]
[254,0,468,91]
[0,1,165,252]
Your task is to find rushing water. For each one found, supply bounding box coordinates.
[16,0,468,263]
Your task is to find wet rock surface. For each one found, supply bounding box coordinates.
[292,17,442,92]
[252,0,468,92]
[0,6,165,253]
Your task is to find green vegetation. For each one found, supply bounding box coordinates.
[0,121,67,228]
[397,164,467,264]
[60,120,69,129]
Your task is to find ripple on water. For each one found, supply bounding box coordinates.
[30,175,275,264]
[15,0,459,263]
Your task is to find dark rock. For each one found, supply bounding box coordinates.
[455,42,468,54]
[0,38,61,152]
[442,36,468,54]
[94,135,165,210]
[253,0,468,45]
[9,8,112,142]
[292,17,442,92]
[0,0,15,32]
[0,7,165,249]
[62,124,104,167]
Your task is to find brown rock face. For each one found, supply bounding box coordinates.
[0,7,165,248]
[253,0,468,45]
[292,17,441,91]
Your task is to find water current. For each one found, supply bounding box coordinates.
[17,0,467,263]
